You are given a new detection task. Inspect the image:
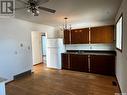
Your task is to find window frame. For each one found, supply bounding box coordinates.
[116,14,123,52]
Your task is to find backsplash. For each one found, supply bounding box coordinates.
[65,44,115,51]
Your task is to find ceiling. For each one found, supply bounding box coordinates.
[15,0,122,28]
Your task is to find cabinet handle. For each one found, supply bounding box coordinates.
[79,30,82,32]
[74,30,82,32]
[68,54,71,69]
[88,55,90,72]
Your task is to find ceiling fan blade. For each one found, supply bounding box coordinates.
[38,0,49,5]
[17,0,28,4]
[38,6,56,13]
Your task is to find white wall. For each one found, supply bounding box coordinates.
[31,32,42,65]
[0,18,54,82]
[65,44,114,51]
[115,0,127,93]
[31,24,56,38]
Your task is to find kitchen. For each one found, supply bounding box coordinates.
[47,25,116,76]
[0,0,126,94]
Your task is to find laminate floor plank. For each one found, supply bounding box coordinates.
[6,64,119,95]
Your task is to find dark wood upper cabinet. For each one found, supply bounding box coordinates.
[63,30,70,44]
[82,28,89,43]
[91,25,114,43]
[63,25,114,44]
[71,28,89,44]
[90,55,115,76]
[70,54,89,72]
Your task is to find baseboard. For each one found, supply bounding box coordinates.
[115,76,122,93]
[14,70,32,80]
[46,66,62,70]
[33,62,43,66]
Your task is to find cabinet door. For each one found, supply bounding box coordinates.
[71,28,89,44]
[64,30,70,44]
[91,25,114,43]
[62,54,69,69]
[82,28,89,43]
[90,55,115,75]
[70,54,88,72]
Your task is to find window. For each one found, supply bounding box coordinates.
[116,15,123,51]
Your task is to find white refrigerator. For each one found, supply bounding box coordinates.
[46,38,65,69]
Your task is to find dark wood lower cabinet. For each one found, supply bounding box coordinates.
[90,55,115,76]
[62,54,69,70]
[70,54,88,72]
[62,53,115,76]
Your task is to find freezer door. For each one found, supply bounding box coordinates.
[47,39,58,48]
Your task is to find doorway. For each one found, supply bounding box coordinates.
[41,33,47,64]
[31,32,43,66]
[31,32,47,72]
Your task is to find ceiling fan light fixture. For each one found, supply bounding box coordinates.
[16,0,56,16]
[36,10,40,14]
[31,9,39,16]
[27,9,31,12]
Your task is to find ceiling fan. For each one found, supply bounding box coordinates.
[16,0,56,16]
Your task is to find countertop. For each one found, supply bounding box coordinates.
[62,50,116,56]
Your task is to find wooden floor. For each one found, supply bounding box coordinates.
[6,64,119,95]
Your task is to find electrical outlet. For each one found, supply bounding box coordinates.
[90,46,92,49]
